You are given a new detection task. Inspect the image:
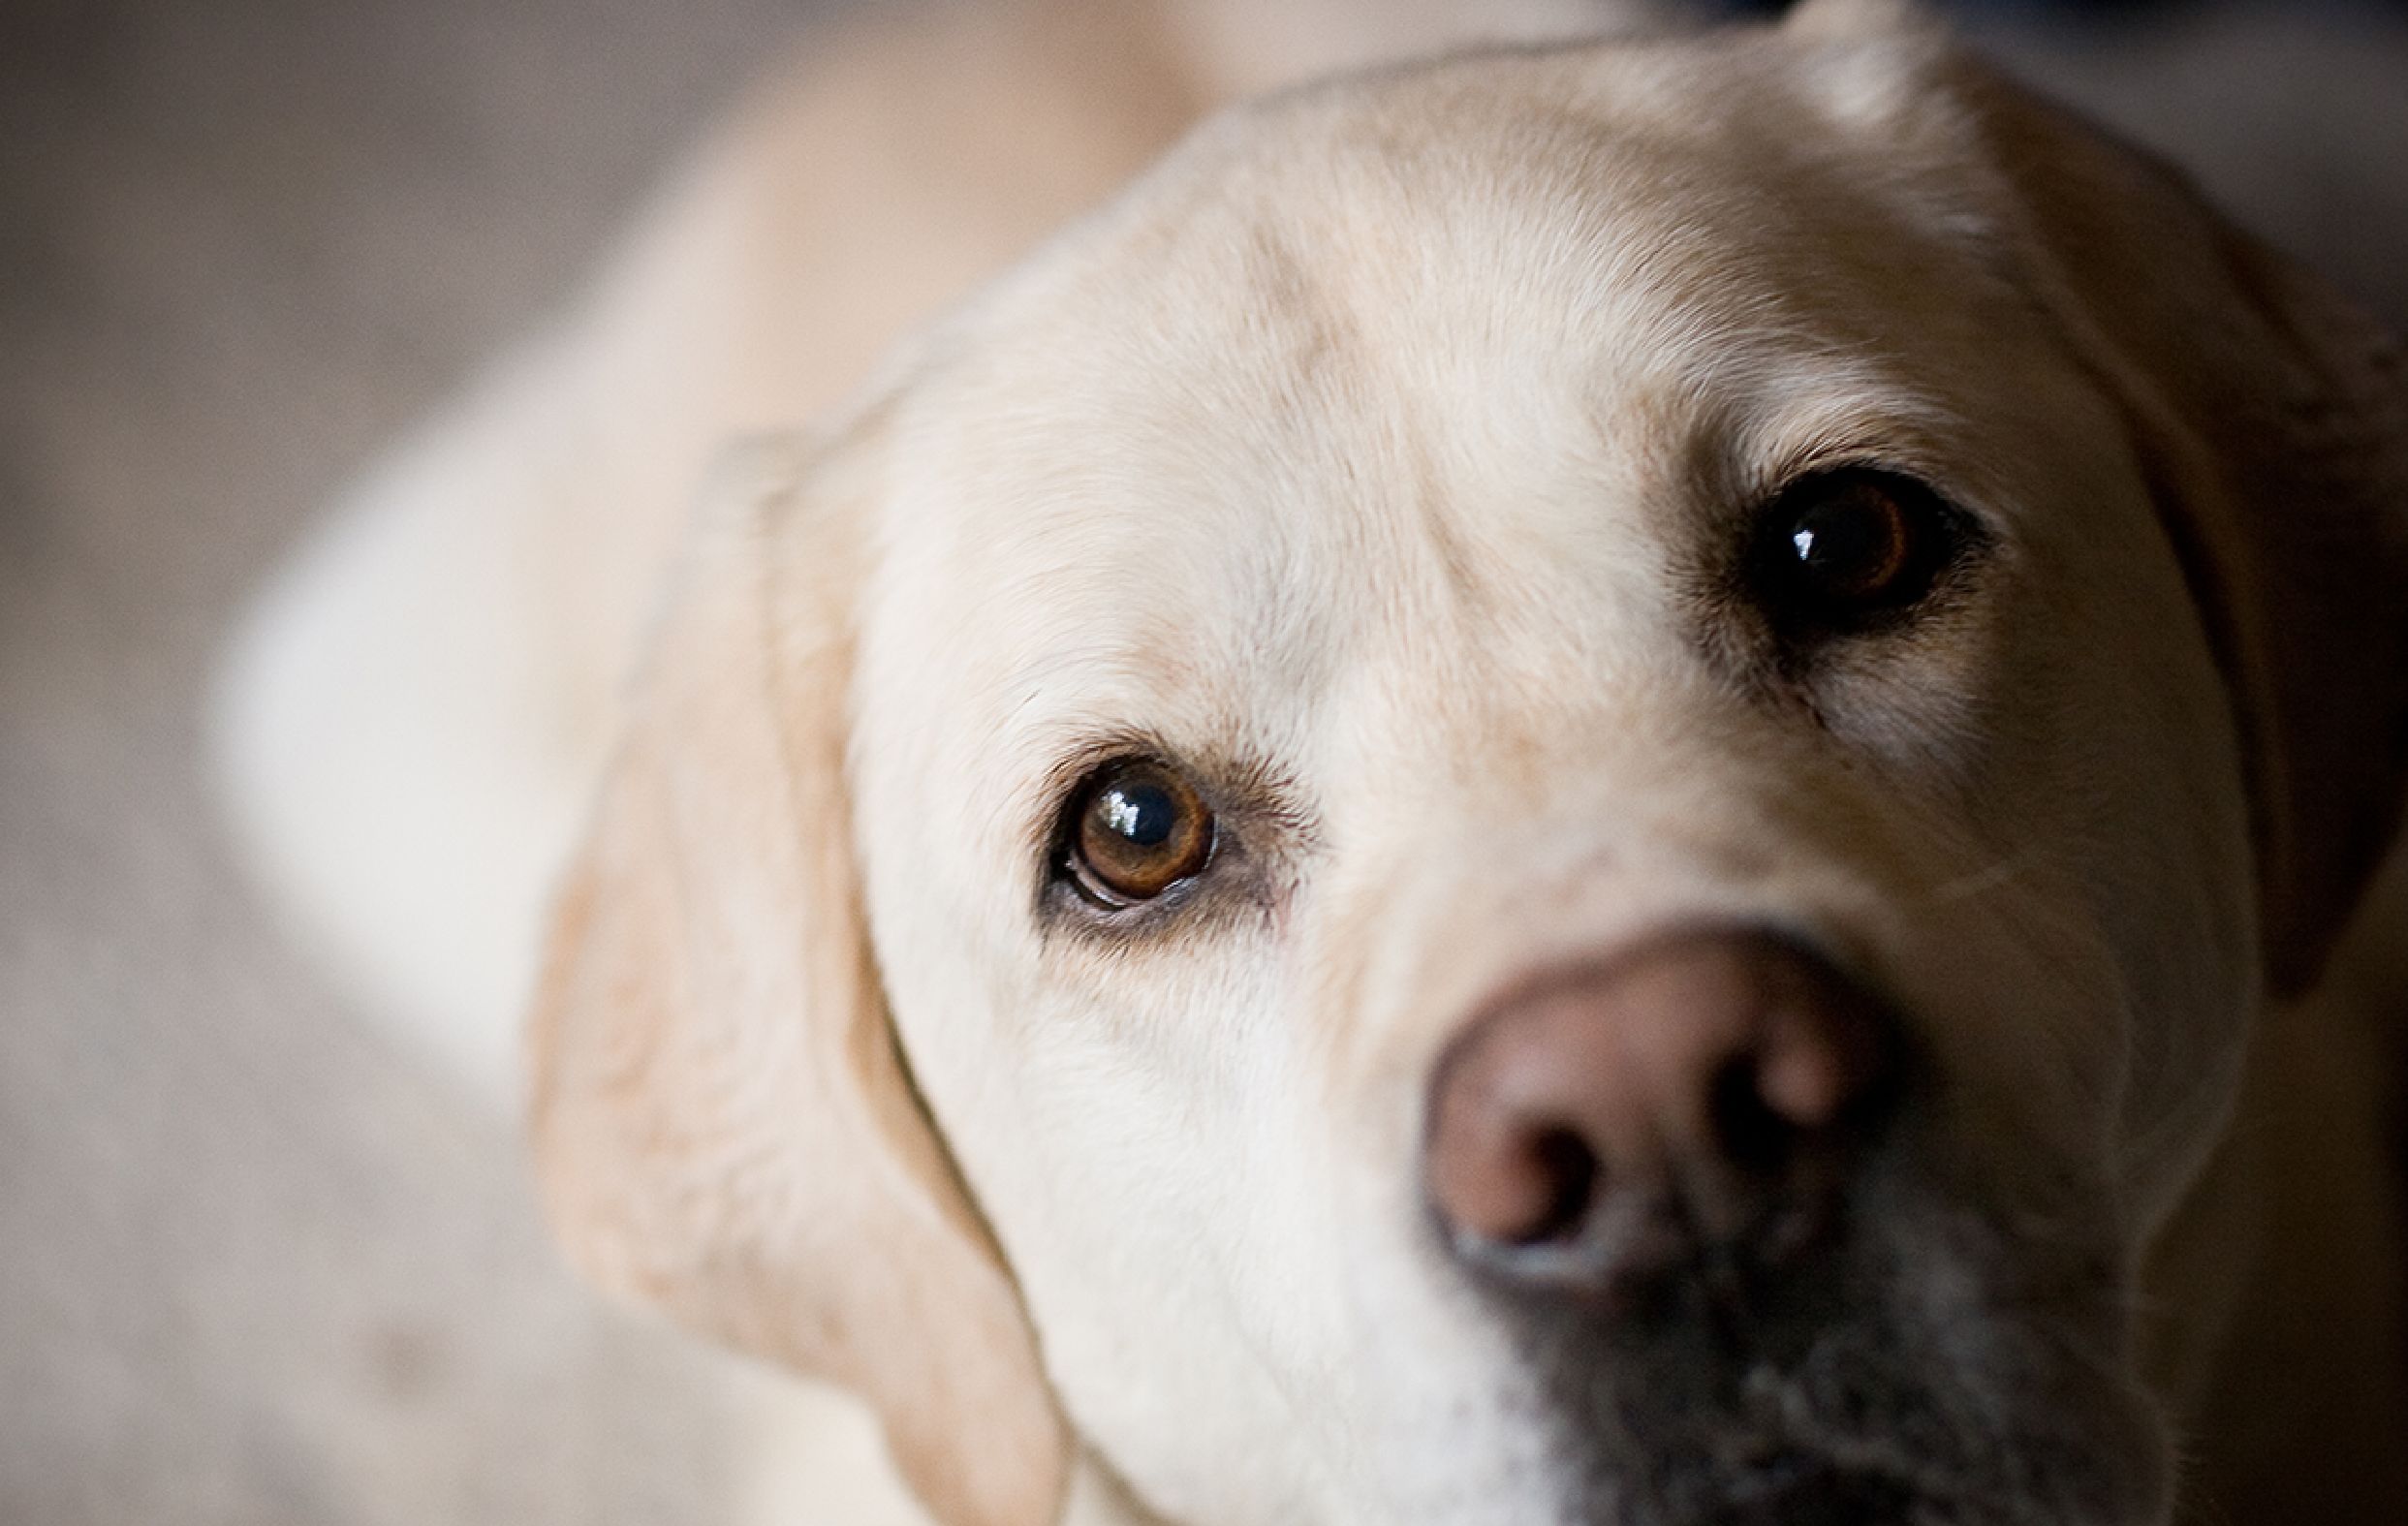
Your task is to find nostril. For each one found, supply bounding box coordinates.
[1429,1111,1605,1251]
[1510,1125,1601,1246]
[1708,1057,1795,1178]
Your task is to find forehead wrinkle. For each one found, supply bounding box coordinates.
[973,491,1350,814]
[1235,211,1362,389]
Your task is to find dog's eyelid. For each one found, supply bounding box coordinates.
[1032,734,1305,836]
[1754,449,1961,510]
[1728,417,1991,516]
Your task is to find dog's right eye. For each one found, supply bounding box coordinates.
[1747,467,1976,639]
[1063,760,1215,907]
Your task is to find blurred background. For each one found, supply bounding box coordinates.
[2,2,2403,1523]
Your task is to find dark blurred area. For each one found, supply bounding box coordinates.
[0,2,2401,1524]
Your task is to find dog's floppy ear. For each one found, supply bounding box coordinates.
[1958,67,2408,997]
[527,433,1067,1526]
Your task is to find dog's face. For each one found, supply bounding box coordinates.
[530,10,2408,1526]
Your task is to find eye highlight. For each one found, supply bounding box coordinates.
[1062,760,1215,907]
[1748,468,1973,637]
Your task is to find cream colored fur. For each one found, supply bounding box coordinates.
[213,0,1615,1103]
[214,1,2408,1523]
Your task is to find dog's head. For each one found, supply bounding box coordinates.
[527,5,2408,1524]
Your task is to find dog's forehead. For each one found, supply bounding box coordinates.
[929,40,2005,406]
[859,43,2030,793]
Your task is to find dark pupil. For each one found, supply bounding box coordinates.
[1101,783,1177,849]
[1790,496,1892,583]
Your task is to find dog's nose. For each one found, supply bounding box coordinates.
[1423,929,1899,1297]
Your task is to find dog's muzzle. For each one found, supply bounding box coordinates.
[1413,927,2160,1526]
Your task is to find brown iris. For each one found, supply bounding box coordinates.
[1754,468,1963,632]
[1066,761,1214,906]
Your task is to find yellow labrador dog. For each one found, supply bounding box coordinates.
[218,0,2408,1523]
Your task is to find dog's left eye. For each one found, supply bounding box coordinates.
[1749,468,1970,635]
[1062,760,1215,907]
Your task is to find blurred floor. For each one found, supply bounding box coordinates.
[0,3,834,1523]
[0,3,2400,1524]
